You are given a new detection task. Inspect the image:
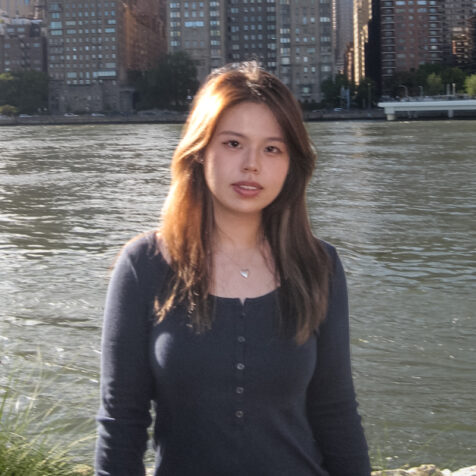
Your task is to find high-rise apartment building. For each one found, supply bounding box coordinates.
[471,13,476,70]
[167,0,336,103]
[167,1,226,82]
[353,0,371,84]
[442,0,475,68]
[380,0,443,88]
[46,0,165,114]
[123,0,166,71]
[0,16,45,73]
[277,0,335,102]
[226,0,277,75]
[336,0,353,73]
[0,0,34,17]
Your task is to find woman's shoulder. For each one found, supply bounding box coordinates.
[313,236,339,266]
[118,230,168,272]
[121,230,158,257]
[113,231,171,295]
[317,238,336,255]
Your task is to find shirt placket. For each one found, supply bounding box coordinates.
[233,301,247,427]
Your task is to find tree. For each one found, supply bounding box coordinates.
[0,104,19,116]
[415,64,444,95]
[384,64,470,98]
[129,51,199,110]
[383,70,417,98]
[465,74,476,96]
[354,77,376,109]
[426,73,443,96]
[0,73,17,106]
[441,66,466,93]
[0,71,48,113]
[320,74,353,108]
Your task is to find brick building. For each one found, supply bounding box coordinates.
[379,0,443,89]
[0,16,45,73]
[46,0,165,114]
[442,0,476,69]
[167,0,337,104]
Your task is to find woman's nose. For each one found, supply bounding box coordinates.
[242,149,260,173]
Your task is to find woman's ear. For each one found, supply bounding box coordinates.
[195,152,204,164]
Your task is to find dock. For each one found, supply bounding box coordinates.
[378,99,476,120]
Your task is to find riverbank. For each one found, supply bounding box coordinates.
[3,107,476,126]
[0,108,387,126]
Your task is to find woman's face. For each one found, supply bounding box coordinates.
[203,101,290,222]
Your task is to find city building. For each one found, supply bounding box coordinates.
[0,0,35,18]
[167,0,336,103]
[343,41,354,82]
[353,0,371,85]
[471,13,476,70]
[123,0,166,72]
[379,0,443,90]
[442,0,476,69]
[275,0,335,103]
[46,0,166,114]
[0,16,45,73]
[335,0,353,74]
[167,1,226,83]
[225,0,277,76]
[365,0,380,95]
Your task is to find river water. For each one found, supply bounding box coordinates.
[1,120,475,470]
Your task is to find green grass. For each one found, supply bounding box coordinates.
[0,372,94,476]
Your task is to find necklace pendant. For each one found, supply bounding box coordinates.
[240,269,249,279]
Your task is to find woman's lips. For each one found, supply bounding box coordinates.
[232,181,263,197]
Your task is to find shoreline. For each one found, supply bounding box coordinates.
[2,107,476,126]
[1,109,385,126]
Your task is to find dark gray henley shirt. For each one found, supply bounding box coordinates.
[95,232,371,476]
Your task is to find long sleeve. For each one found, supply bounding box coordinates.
[307,246,371,476]
[95,246,154,476]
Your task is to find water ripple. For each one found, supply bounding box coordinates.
[1,121,475,467]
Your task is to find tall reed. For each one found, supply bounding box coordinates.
[0,370,94,476]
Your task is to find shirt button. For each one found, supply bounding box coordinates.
[235,410,244,418]
[237,335,246,343]
[236,386,244,394]
[236,363,245,370]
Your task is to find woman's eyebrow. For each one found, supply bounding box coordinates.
[217,130,286,142]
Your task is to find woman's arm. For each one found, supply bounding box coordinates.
[307,245,371,476]
[95,244,154,476]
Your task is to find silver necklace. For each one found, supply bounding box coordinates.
[219,246,262,279]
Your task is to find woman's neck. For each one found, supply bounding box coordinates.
[213,211,263,251]
[210,212,277,301]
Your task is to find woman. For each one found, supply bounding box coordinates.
[95,62,371,476]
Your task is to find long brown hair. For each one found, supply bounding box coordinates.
[158,61,330,344]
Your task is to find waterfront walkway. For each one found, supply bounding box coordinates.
[378,98,476,120]
[0,109,386,126]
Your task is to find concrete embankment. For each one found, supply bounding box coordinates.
[2,106,475,127]
[0,109,386,127]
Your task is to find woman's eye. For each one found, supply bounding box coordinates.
[225,140,240,148]
[265,145,280,154]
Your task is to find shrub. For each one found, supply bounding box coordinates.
[0,105,19,116]
[465,74,476,97]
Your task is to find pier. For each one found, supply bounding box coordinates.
[378,99,476,120]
